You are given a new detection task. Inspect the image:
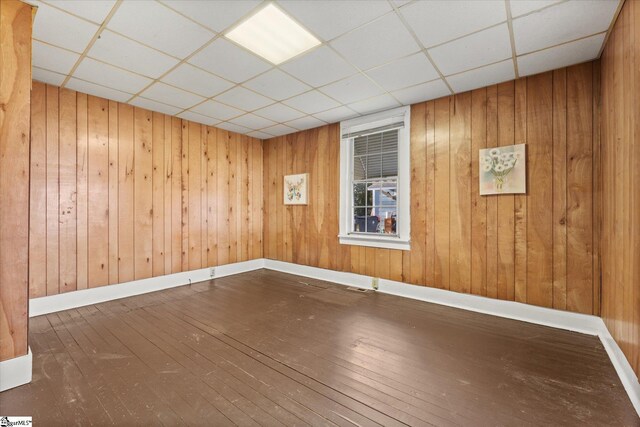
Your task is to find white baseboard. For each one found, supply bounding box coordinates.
[29,259,265,317]
[263,259,640,416]
[0,347,32,392]
[599,330,640,415]
[264,260,603,334]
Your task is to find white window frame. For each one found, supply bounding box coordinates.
[338,106,411,251]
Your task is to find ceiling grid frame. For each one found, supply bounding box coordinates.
[29,0,621,137]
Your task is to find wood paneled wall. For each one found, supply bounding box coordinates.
[29,82,263,298]
[263,62,600,315]
[0,0,32,362]
[600,0,640,379]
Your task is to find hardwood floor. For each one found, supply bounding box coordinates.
[1,269,636,425]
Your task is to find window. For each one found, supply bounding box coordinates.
[339,106,410,250]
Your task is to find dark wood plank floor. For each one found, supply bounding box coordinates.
[1,269,637,426]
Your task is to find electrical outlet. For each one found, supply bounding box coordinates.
[371,277,379,290]
[209,267,216,278]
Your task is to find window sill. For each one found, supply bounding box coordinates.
[338,234,410,251]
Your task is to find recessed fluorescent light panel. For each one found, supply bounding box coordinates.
[225,3,321,65]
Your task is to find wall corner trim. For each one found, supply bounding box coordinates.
[0,347,32,392]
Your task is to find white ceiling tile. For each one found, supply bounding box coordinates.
[191,100,244,121]
[282,90,340,115]
[313,106,359,124]
[177,111,221,126]
[129,97,183,116]
[280,46,356,87]
[319,74,384,104]
[188,38,272,83]
[88,30,179,78]
[32,41,79,74]
[214,87,273,111]
[348,94,400,115]
[253,103,305,123]
[32,2,98,53]
[429,24,512,76]
[243,69,310,101]
[517,33,605,76]
[66,78,132,103]
[509,0,563,18]
[161,0,260,33]
[107,1,214,59]
[162,63,234,98]
[278,0,392,41]
[367,53,439,91]
[446,59,515,93]
[247,130,275,139]
[400,0,506,48]
[41,0,116,24]
[513,0,619,55]
[230,114,277,130]
[391,79,451,105]
[32,66,66,86]
[261,124,297,137]
[330,13,420,70]
[73,57,152,94]
[140,82,205,110]
[392,0,412,6]
[285,116,327,131]
[216,122,252,134]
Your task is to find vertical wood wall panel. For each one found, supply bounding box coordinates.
[526,73,553,308]
[134,108,153,279]
[187,122,202,271]
[228,133,238,264]
[485,85,499,299]
[600,0,640,379]
[87,96,109,288]
[45,85,59,295]
[263,63,600,318]
[59,89,77,293]
[513,79,527,304]
[497,82,515,301]
[552,69,567,310]
[216,129,230,266]
[117,104,134,283]
[152,112,165,277]
[566,64,594,314]
[470,88,487,296]
[29,85,262,299]
[206,127,217,267]
[29,83,47,298]
[449,93,472,294]
[163,116,173,275]
[107,101,119,285]
[76,93,89,290]
[170,118,182,273]
[409,102,426,286]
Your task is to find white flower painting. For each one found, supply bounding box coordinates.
[479,144,526,195]
[284,173,309,205]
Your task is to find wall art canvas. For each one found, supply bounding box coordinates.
[479,144,526,195]
[284,173,308,205]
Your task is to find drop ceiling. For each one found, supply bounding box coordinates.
[29,0,620,138]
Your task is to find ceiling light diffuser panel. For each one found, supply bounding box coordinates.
[225,3,321,65]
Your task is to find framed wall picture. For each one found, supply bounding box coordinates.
[284,173,308,205]
[479,144,526,195]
